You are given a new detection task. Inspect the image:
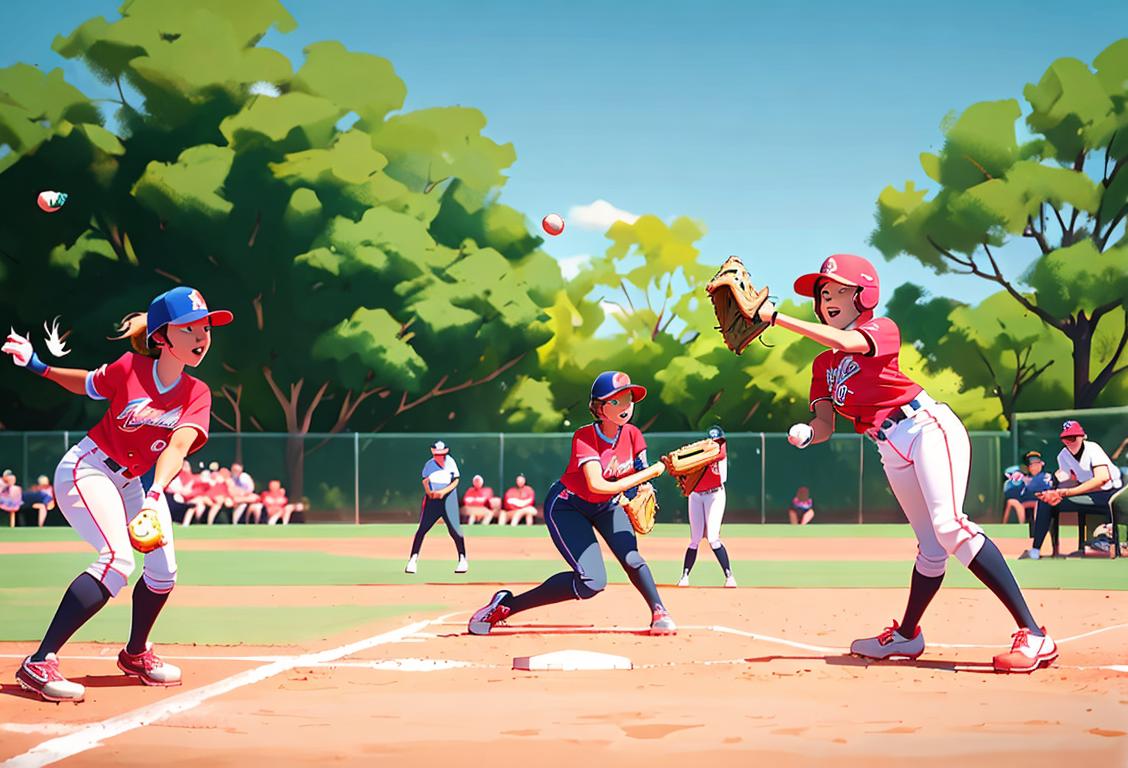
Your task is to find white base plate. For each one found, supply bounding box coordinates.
[513,649,633,671]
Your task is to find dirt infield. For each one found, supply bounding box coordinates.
[1,583,1125,767]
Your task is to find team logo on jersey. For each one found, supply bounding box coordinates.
[826,355,861,406]
[188,290,208,311]
[150,439,168,453]
[602,455,632,479]
[115,398,183,432]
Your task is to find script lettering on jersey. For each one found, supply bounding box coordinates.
[603,456,633,480]
[115,398,183,432]
[826,355,861,406]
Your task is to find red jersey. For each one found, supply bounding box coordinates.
[86,352,211,476]
[462,486,494,506]
[503,485,535,510]
[809,317,922,433]
[694,441,727,493]
[261,489,288,508]
[559,423,646,504]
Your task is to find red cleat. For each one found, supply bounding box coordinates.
[993,628,1058,673]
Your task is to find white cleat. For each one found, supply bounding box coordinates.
[16,654,85,703]
[404,555,418,574]
[677,573,690,587]
[724,573,738,588]
[455,555,469,574]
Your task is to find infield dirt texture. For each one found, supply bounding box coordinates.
[1,524,1125,767]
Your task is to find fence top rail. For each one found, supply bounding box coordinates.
[1013,406,1128,421]
[1,429,1012,439]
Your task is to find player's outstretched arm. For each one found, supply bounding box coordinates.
[789,401,836,449]
[580,460,665,497]
[3,330,89,395]
[753,300,868,353]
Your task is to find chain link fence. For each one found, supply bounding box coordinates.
[0,430,1011,525]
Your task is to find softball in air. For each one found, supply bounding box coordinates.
[541,213,564,236]
[37,191,68,213]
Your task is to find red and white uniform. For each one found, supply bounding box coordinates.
[688,442,727,550]
[261,488,289,511]
[559,423,647,505]
[463,486,494,507]
[55,353,211,597]
[503,485,535,512]
[809,316,984,575]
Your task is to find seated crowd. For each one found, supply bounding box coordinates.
[2,469,55,528]
[168,461,305,526]
[461,473,539,526]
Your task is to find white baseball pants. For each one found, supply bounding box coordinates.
[687,488,726,549]
[875,402,984,577]
[54,436,178,597]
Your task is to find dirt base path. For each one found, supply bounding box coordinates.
[1,586,1125,766]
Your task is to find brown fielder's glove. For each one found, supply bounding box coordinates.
[705,255,771,354]
[128,508,166,553]
[662,439,723,496]
[621,486,658,535]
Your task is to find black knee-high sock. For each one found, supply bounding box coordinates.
[967,536,1042,635]
[711,544,732,575]
[503,571,578,615]
[899,568,944,637]
[626,564,665,611]
[449,532,466,558]
[126,580,171,655]
[682,547,698,574]
[34,573,112,661]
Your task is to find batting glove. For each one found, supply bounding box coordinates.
[787,423,813,449]
[3,330,48,376]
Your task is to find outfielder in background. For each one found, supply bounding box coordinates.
[678,425,736,587]
[405,440,468,575]
[755,254,1056,673]
[2,287,230,702]
[468,371,675,636]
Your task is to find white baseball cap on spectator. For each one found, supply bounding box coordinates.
[430,440,450,455]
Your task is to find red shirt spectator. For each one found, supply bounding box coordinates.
[462,476,495,507]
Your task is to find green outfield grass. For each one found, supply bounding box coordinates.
[0,522,1040,541]
[2,524,1123,644]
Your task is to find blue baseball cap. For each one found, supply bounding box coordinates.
[147,287,233,339]
[590,371,647,402]
[706,424,725,440]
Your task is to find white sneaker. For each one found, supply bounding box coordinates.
[455,556,468,574]
[677,572,690,587]
[724,573,738,588]
[1017,548,1041,560]
[404,555,418,574]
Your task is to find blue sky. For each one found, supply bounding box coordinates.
[4,0,1125,309]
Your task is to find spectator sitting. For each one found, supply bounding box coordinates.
[503,473,538,526]
[229,462,261,524]
[261,480,303,525]
[462,475,501,525]
[164,460,196,525]
[1021,420,1124,559]
[204,465,237,525]
[789,486,814,525]
[1002,451,1051,525]
[19,475,56,528]
[182,466,215,526]
[1,469,23,528]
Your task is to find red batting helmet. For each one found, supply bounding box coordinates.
[1059,420,1086,439]
[794,254,880,312]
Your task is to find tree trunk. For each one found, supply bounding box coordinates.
[286,434,306,501]
[1071,321,1094,409]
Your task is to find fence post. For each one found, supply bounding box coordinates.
[64,431,70,452]
[354,432,360,526]
[498,432,505,494]
[759,432,766,524]
[857,437,864,524]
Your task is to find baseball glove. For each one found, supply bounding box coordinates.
[621,485,658,535]
[705,255,771,354]
[128,508,166,553]
[662,438,723,496]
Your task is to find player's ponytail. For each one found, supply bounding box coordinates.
[110,313,157,357]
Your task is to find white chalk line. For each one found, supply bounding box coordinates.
[0,654,289,663]
[1,613,456,768]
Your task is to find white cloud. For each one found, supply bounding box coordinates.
[567,199,640,231]
[557,253,592,280]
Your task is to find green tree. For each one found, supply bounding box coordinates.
[872,39,1128,408]
[0,1,559,496]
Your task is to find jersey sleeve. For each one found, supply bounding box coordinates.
[1087,444,1115,474]
[447,458,460,478]
[857,317,901,358]
[85,352,133,401]
[176,386,212,455]
[572,429,601,467]
[809,351,833,411]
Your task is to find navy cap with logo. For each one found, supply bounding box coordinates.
[706,424,726,441]
[430,440,450,454]
[147,287,233,340]
[590,371,647,402]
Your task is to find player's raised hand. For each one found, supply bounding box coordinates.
[3,329,33,366]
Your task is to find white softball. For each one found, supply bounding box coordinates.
[787,423,813,449]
